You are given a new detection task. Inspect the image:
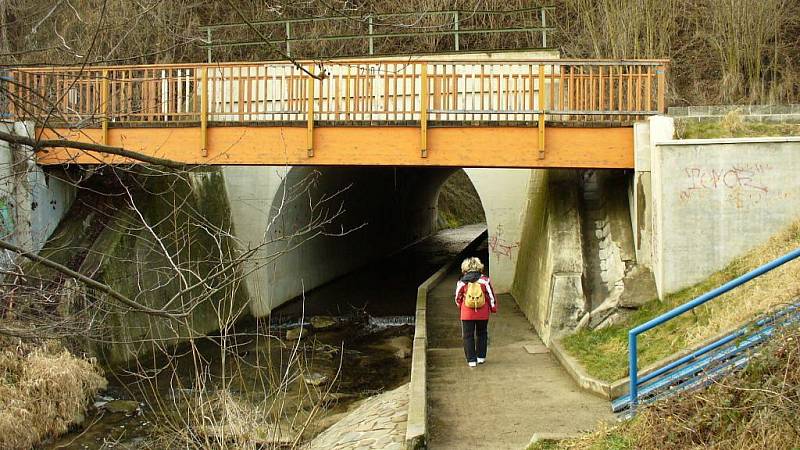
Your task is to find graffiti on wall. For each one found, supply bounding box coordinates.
[678,163,776,208]
[489,224,520,259]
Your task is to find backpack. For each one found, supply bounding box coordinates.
[464,281,486,309]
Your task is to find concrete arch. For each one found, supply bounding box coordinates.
[222,166,531,317]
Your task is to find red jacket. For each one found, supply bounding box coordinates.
[454,273,497,321]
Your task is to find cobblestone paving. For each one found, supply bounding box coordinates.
[304,384,408,450]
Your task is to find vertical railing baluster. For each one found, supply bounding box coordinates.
[200,66,208,157]
[420,63,428,158]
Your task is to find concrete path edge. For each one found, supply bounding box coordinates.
[404,229,488,450]
[549,323,752,401]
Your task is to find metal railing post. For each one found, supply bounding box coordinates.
[368,16,374,55]
[285,22,292,57]
[206,28,212,63]
[629,331,639,411]
[453,11,460,51]
[625,246,800,413]
[540,8,548,47]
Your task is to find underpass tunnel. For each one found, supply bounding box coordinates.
[227,166,487,318]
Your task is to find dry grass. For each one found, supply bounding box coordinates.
[0,338,107,450]
[563,219,800,382]
[542,326,800,450]
[676,110,800,139]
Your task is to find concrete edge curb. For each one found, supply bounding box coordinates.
[404,229,488,450]
[550,323,751,403]
[657,136,800,146]
[549,338,613,399]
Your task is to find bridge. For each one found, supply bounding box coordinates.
[8,57,667,168]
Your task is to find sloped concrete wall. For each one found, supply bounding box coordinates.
[651,136,800,295]
[511,170,587,344]
[464,168,532,294]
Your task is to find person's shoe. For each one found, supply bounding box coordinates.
[477,358,486,364]
[468,361,477,368]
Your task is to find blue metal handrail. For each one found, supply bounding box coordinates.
[627,247,800,410]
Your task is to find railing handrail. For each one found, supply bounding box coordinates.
[200,26,556,49]
[199,7,555,61]
[627,247,800,410]
[10,58,671,72]
[198,7,556,31]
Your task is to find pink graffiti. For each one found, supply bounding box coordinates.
[679,163,771,206]
[488,235,520,258]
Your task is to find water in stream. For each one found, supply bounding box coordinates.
[45,224,486,449]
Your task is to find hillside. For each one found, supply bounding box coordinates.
[1,1,798,105]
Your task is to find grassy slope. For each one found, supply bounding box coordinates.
[534,326,800,450]
[436,169,485,229]
[562,220,800,382]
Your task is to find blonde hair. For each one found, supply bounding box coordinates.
[460,257,484,274]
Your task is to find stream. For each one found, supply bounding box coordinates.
[45,224,486,449]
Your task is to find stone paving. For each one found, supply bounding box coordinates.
[304,384,408,450]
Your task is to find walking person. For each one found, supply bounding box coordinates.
[454,257,497,367]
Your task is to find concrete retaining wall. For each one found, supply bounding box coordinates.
[0,121,75,265]
[511,170,587,344]
[651,136,800,294]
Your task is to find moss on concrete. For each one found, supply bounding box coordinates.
[35,168,250,366]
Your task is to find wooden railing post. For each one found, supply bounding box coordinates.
[200,66,208,157]
[420,64,428,158]
[657,65,666,113]
[307,68,315,157]
[538,64,546,159]
[101,69,109,145]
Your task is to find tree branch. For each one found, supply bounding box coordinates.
[0,129,187,169]
[0,238,189,319]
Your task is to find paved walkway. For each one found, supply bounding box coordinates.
[304,384,408,450]
[427,257,613,449]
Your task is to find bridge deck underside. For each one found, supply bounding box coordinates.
[38,125,634,168]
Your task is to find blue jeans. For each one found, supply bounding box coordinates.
[462,320,488,362]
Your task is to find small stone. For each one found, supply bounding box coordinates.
[311,316,338,330]
[303,372,329,386]
[390,414,407,423]
[103,400,140,415]
[285,326,306,341]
